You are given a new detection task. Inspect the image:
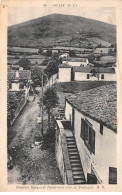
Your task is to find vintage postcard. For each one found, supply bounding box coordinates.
[0,0,122,192]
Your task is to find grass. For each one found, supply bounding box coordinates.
[8,14,116,47]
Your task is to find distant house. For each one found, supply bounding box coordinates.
[62,58,89,67]
[59,53,69,59]
[58,65,116,82]
[73,67,116,81]
[8,70,31,100]
[65,84,117,184]
[58,64,72,82]
[94,48,115,54]
[52,49,59,54]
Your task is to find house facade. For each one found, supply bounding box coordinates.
[59,53,69,59]
[62,58,89,67]
[8,70,31,100]
[58,64,72,82]
[94,48,115,54]
[65,84,117,184]
[73,67,116,81]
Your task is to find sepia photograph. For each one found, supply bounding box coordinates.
[0,0,122,192]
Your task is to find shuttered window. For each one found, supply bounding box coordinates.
[81,118,85,139]
[89,127,95,154]
[81,118,95,154]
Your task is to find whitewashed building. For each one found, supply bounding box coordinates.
[59,53,69,59]
[8,70,31,100]
[94,48,115,54]
[65,84,117,184]
[73,67,116,81]
[62,58,89,67]
[58,64,72,82]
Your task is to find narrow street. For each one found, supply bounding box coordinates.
[8,88,62,185]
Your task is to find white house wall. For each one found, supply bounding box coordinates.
[74,72,116,81]
[62,61,88,66]
[65,101,73,123]
[58,68,71,82]
[10,82,20,91]
[65,101,117,184]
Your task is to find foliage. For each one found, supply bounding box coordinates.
[18,57,32,70]
[47,49,52,56]
[88,54,95,63]
[90,68,100,81]
[31,65,47,88]
[43,87,59,110]
[7,91,25,120]
[45,58,59,78]
[43,87,59,129]
[69,50,75,57]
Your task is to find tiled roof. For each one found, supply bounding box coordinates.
[63,57,88,62]
[59,63,72,68]
[73,67,115,73]
[8,70,31,80]
[66,84,117,132]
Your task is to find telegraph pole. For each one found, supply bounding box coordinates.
[41,73,44,137]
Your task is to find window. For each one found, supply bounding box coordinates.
[109,167,117,184]
[100,124,103,135]
[81,118,95,154]
[101,74,104,79]
[9,83,12,89]
[19,82,24,89]
[87,74,90,79]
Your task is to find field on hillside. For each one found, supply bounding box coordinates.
[8,14,116,47]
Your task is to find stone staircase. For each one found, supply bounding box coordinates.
[66,136,86,184]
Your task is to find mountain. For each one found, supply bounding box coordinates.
[8,14,116,47]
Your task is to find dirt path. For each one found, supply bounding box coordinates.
[8,93,62,185]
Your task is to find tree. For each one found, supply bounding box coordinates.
[47,49,52,56]
[88,54,95,63]
[18,57,32,70]
[69,50,75,57]
[43,88,59,130]
[90,68,100,81]
[31,66,47,89]
[45,59,59,79]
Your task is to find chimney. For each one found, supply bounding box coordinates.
[16,71,19,78]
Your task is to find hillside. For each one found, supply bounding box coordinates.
[8,14,116,47]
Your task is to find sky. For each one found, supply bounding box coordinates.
[8,7,116,26]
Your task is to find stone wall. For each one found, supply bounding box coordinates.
[55,120,74,184]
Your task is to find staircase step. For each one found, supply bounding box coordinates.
[74,179,86,184]
[67,145,77,149]
[72,167,83,171]
[69,153,79,157]
[70,159,81,163]
[69,155,80,159]
[66,137,75,140]
[68,151,78,154]
[68,149,78,152]
[73,174,85,180]
[67,139,75,142]
[71,165,82,169]
[72,170,84,175]
[67,141,76,145]
[70,162,81,167]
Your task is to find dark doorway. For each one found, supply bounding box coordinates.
[87,173,97,184]
[71,67,74,81]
